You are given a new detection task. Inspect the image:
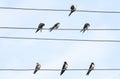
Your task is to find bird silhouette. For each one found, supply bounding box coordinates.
[35,23,45,33]
[49,22,60,32]
[33,63,41,74]
[80,23,90,33]
[86,62,95,75]
[69,5,76,16]
[60,61,68,76]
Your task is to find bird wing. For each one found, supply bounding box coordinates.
[49,26,55,32]
[60,63,66,75]
[86,63,93,75]
[33,65,38,74]
[35,23,44,33]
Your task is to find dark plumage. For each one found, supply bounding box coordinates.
[33,63,41,74]
[86,62,95,75]
[49,22,60,32]
[69,5,76,16]
[80,23,90,33]
[35,23,45,33]
[60,61,68,76]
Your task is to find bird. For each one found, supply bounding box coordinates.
[86,62,95,75]
[60,61,68,76]
[68,5,76,16]
[35,23,45,33]
[49,22,60,32]
[80,23,90,33]
[33,63,41,74]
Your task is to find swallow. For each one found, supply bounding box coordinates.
[49,22,60,32]
[60,61,68,76]
[68,5,76,16]
[80,23,90,33]
[86,62,95,75]
[35,23,45,33]
[33,63,41,74]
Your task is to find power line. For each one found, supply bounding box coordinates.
[0,69,120,71]
[0,6,120,14]
[0,27,120,31]
[0,36,120,42]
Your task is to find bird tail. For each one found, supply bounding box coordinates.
[86,70,91,75]
[80,29,83,32]
[35,29,40,33]
[60,70,65,76]
[33,70,37,74]
[35,30,38,33]
[49,28,53,32]
[49,28,52,32]
[60,73,62,76]
[68,11,73,16]
[80,29,85,33]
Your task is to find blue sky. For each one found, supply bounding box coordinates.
[0,0,120,79]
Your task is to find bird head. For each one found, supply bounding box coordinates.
[64,61,67,64]
[85,23,90,27]
[41,23,45,26]
[91,62,95,65]
[36,62,40,65]
[56,22,60,25]
[71,5,76,11]
[56,22,60,27]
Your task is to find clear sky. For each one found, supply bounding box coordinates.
[0,0,120,79]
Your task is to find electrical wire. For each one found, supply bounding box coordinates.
[0,36,120,42]
[0,6,120,14]
[0,69,120,71]
[0,27,120,31]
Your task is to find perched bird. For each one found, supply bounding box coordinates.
[80,23,90,33]
[60,61,68,76]
[33,63,41,74]
[68,5,76,16]
[49,22,60,32]
[35,23,45,33]
[86,62,95,75]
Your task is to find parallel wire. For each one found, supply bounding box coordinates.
[0,7,120,73]
[0,69,120,71]
[0,27,120,31]
[0,7,120,14]
[0,36,120,42]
